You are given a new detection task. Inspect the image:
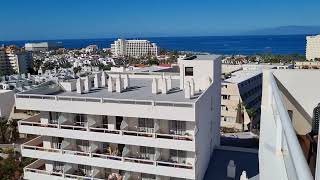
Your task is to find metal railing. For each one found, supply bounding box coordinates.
[268,72,313,180]
[19,118,194,142]
[16,94,194,108]
[21,143,193,170]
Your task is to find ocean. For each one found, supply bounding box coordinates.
[0,35,307,55]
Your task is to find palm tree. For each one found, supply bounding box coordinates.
[0,118,9,143]
[246,108,256,132]
[236,101,245,131]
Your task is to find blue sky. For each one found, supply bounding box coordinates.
[0,0,319,40]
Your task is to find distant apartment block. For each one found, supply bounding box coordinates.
[306,35,320,61]
[260,70,320,180]
[111,39,159,58]
[16,55,222,180]
[221,70,262,130]
[25,42,63,52]
[295,61,320,69]
[0,46,33,75]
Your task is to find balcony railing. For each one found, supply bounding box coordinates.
[261,71,314,180]
[19,117,194,142]
[16,94,194,108]
[24,160,104,180]
[21,143,193,170]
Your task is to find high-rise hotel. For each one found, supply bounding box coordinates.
[111,39,159,58]
[17,55,221,180]
[306,34,320,61]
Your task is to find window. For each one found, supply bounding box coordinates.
[169,121,186,135]
[141,173,156,180]
[185,67,193,76]
[76,139,90,152]
[140,146,155,160]
[49,112,60,124]
[74,114,87,126]
[52,137,63,149]
[138,118,154,133]
[53,161,64,172]
[170,150,187,164]
[102,116,108,129]
[78,164,92,176]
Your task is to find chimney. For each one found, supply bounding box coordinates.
[115,74,123,93]
[167,76,172,90]
[124,74,130,89]
[185,81,191,99]
[180,64,185,90]
[27,73,31,79]
[152,78,159,94]
[84,76,91,92]
[101,72,107,87]
[76,78,83,94]
[161,78,168,94]
[94,73,101,88]
[108,76,114,92]
[190,79,195,96]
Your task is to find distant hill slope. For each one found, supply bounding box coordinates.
[244,26,320,36]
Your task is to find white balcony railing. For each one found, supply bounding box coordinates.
[15,94,194,108]
[260,71,314,180]
[18,117,194,142]
[21,143,193,170]
[24,160,105,180]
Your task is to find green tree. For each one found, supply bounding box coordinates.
[0,118,9,143]
[236,101,245,132]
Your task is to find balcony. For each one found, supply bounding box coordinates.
[24,160,105,180]
[21,137,195,179]
[18,115,195,151]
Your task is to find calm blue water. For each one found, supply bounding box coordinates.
[0,35,307,55]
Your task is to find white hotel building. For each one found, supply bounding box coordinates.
[306,34,320,61]
[111,39,159,58]
[16,55,222,180]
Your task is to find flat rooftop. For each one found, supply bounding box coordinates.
[191,54,221,61]
[223,70,262,84]
[204,148,259,180]
[24,78,200,103]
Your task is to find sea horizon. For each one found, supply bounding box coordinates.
[0,34,309,55]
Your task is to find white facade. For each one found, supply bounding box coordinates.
[221,70,262,130]
[111,39,159,58]
[0,90,15,120]
[306,35,320,61]
[16,55,222,180]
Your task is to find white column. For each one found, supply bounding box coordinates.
[76,78,83,94]
[101,72,107,87]
[190,78,195,96]
[115,74,123,93]
[84,76,91,92]
[152,78,159,94]
[185,81,191,99]
[108,76,114,92]
[94,73,101,88]
[167,76,172,90]
[162,78,168,94]
[124,74,130,89]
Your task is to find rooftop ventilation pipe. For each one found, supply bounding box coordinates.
[76,78,83,94]
[94,72,102,88]
[115,74,123,93]
[185,81,191,99]
[101,72,107,87]
[161,78,168,94]
[152,78,159,94]
[84,76,91,93]
[124,74,130,89]
[108,76,114,92]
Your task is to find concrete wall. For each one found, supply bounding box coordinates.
[0,90,15,119]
